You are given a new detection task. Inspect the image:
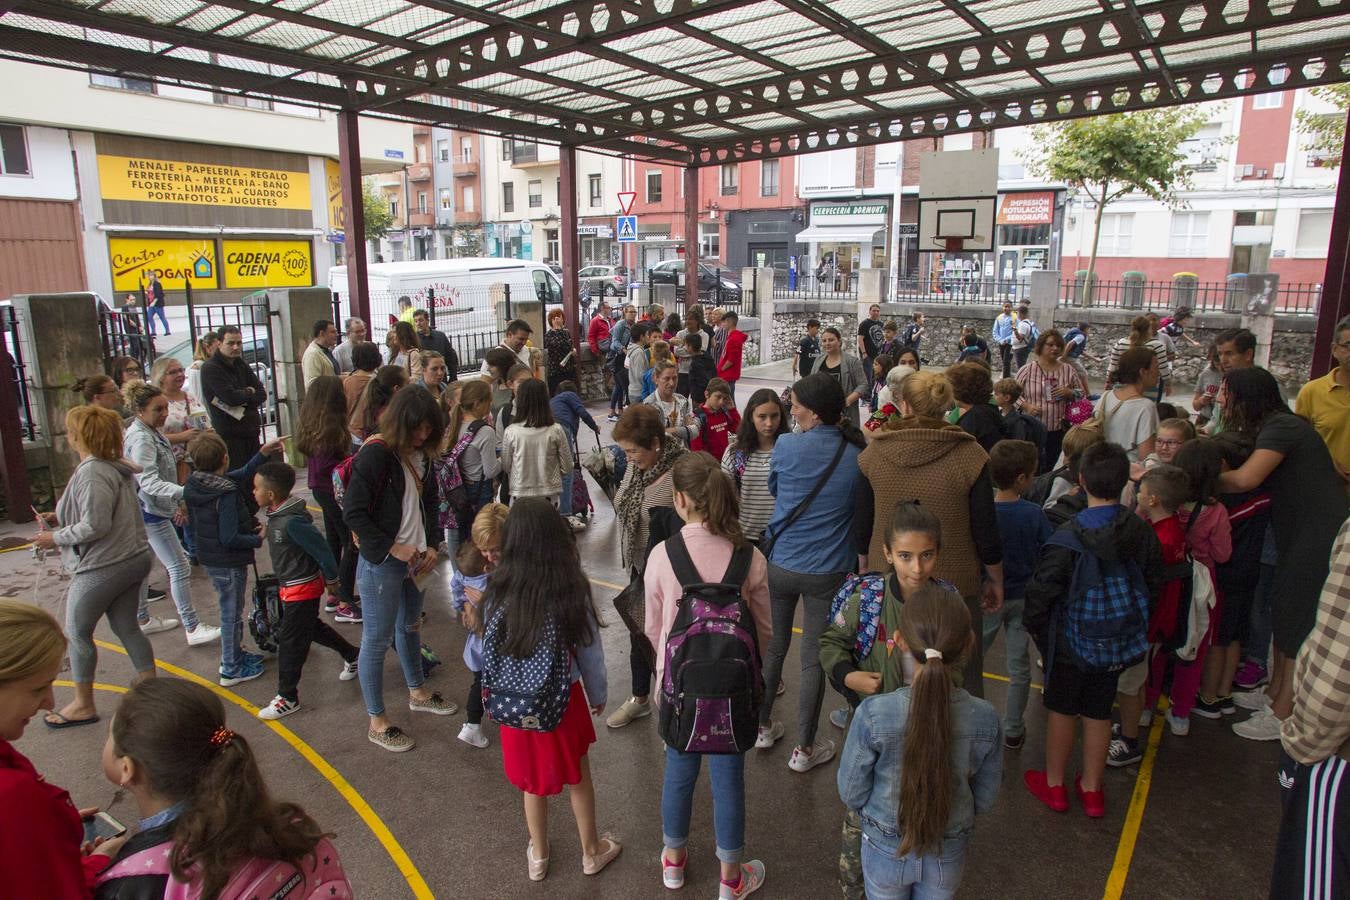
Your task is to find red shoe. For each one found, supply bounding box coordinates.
[1024,770,1069,812]
[1075,777,1106,818]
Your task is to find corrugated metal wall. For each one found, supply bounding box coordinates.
[0,199,85,299]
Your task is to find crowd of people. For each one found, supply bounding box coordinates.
[3,295,1348,899]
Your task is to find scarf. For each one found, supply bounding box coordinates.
[614,436,685,571]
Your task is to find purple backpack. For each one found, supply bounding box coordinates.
[658,531,763,754]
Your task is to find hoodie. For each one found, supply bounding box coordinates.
[1023,505,1165,656]
[51,457,150,574]
[184,451,269,569]
[265,495,338,601]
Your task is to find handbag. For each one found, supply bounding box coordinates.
[759,435,849,560]
[570,434,593,516]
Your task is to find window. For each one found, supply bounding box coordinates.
[589,174,602,207]
[502,140,511,161]
[216,94,271,110]
[415,144,426,163]
[0,125,31,176]
[512,143,538,165]
[760,159,779,197]
[555,178,561,204]
[528,179,543,208]
[462,186,474,213]
[699,222,720,258]
[720,163,738,196]
[748,220,789,234]
[437,140,450,163]
[439,189,452,211]
[1181,124,1225,172]
[1097,213,1134,256]
[646,170,663,203]
[1168,211,1209,257]
[417,192,427,214]
[502,182,514,213]
[388,196,399,219]
[1253,92,1283,109]
[90,72,155,93]
[1296,209,1333,256]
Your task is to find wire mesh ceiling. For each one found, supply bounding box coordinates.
[3,0,1349,163]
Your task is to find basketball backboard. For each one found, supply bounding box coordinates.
[916,148,998,253]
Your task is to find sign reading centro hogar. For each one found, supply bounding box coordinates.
[97,155,311,210]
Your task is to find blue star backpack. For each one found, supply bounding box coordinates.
[482,607,573,732]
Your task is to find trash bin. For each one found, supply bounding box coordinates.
[1122,271,1145,309]
[1171,273,1198,309]
[1224,273,1247,313]
[1073,269,1097,305]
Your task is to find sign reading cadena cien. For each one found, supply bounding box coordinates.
[97,155,311,210]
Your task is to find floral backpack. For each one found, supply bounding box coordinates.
[828,573,960,660]
[434,420,487,530]
[97,836,351,899]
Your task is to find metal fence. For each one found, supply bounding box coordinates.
[774,269,859,299]
[0,304,40,441]
[892,274,1035,305]
[354,285,506,377]
[632,273,757,318]
[1058,277,1320,315]
[97,298,157,372]
[183,287,281,428]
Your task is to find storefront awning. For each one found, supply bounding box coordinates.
[795,225,884,244]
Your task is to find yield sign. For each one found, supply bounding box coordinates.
[616,191,637,215]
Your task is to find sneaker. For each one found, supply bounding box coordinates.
[787,740,836,773]
[339,659,359,681]
[719,860,765,899]
[1233,707,1283,741]
[146,587,166,602]
[1166,711,1190,736]
[457,722,489,748]
[582,834,622,876]
[258,695,299,720]
[606,413,619,423]
[1107,736,1142,767]
[1216,694,1237,716]
[323,596,339,614]
[1075,776,1106,818]
[219,654,264,686]
[1139,708,1154,728]
[139,615,178,635]
[566,515,588,532]
[185,623,222,646]
[661,850,687,889]
[1024,770,1069,812]
[334,603,363,623]
[408,692,457,716]
[1192,695,1228,720]
[828,706,850,730]
[1004,732,1025,750]
[755,720,784,749]
[1233,689,1272,711]
[605,697,652,728]
[369,726,415,752]
[1233,660,1269,691]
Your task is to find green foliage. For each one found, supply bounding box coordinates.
[1295,84,1349,168]
[362,182,394,239]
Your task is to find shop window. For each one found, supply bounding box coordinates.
[761,160,779,197]
[528,180,542,208]
[699,222,720,258]
[646,170,663,203]
[503,183,514,213]
[0,124,30,176]
[1295,209,1333,257]
[1096,214,1133,256]
[1169,211,1209,257]
[721,164,738,196]
[589,174,602,207]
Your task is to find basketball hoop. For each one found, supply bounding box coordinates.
[935,235,965,254]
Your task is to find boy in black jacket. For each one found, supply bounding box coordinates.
[683,331,715,407]
[184,432,285,688]
[1023,442,1163,819]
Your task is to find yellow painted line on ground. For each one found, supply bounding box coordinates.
[1,541,34,553]
[1102,703,1168,900]
[589,576,627,592]
[90,639,433,899]
[56,680,127,694]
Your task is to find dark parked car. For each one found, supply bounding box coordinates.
[648,259,741,299]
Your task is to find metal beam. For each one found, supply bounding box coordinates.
[559,144,582,362]
[684,166,699,312]
[337,109,371,329]
[1311,105,1350,378]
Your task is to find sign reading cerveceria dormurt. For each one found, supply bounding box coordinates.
[97,155,311,210]
[221,240,313,288]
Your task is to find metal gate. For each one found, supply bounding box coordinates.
[97,296,156,373]
[184,288,282,430]
[0,304,39,441]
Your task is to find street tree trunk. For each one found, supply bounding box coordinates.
[1081,184,1108,307]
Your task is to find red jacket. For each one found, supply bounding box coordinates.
[587,315,611,358]
[691,406,741,461]
[717,329,747,381]
[0,739,109,898]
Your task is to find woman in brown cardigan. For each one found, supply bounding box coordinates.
[855,370,1004,697]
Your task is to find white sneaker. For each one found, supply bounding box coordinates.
[787,739,836,773]
[718,859,765,899]
[1233,689,1272,711]
[755,720,784,749]
[139,615,178,635]
[1139,708,1154,728]
[1233,707,1283,741]
[185,623,221,646]
[457,722,489,748]
[258,695,299,720]
[1166,710,1190,736]
[339,660,359,681]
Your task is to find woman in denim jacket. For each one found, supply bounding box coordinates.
[836,587,1002,900]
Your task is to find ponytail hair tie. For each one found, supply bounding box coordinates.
[208,726,235,750]
[924,648,943,661]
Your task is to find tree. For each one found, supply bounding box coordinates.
[361,182,394,239]
[1022,107,1207,304]
[1295,84,1349,168]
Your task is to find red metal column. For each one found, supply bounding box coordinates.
[559,144,582,350]
[337,109,371,327]
[1312,108,1350,378]
[684,165,700,309]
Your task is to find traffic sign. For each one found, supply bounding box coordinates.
[616,215,637,242]
[616,191,637,215]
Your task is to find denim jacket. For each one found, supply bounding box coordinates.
[837,686,1002,856]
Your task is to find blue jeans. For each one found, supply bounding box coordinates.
[138,517,200,631]
[356,555,425,717]
[981,596,1030,738]
[661,747,746,864]
[205,565,247,672]
[609,363,628,411]
[861,833,967,900]
[147,303,169,335]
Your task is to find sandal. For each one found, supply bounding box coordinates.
[44,712,100,730]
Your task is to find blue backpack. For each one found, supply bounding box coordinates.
[481,607,573,732]
[1044,528,1150,673]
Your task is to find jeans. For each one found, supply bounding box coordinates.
[559,468,574,516]
[610,363,629,411]
[1153,377,1167,403]
[176,520,197,560]
[277,597,358,702]
[982,596,1030,738]
[758,564,849,748]
[139,517,200,631]
[356,556,425,716]
[314,490,355,605]
[661,746,746,865]
[204,565,247,672]
[147,303,169,335]
[861,833,967,900]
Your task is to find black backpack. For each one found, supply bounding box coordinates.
[248,566,282,654]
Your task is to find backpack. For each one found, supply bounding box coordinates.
[1027,320,1040,343]
[641,365,656,399]
[658,531,763,754]
[331,436,385,504]
[1159,504,1217,661]
[437,420,487,527]
[248,567,282,654]
[97,835,351,899]
[481,606,573,732]
[728,448,747,491]
[1045,527,1151,673]
[828,573,960,661]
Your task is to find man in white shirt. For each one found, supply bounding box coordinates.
[301,319,339,388]
[1012,304,1036,370]
[644,360,697,444]
[333,318,367,374]
[478,318,534,377]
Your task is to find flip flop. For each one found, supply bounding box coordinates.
[44,712,100,730]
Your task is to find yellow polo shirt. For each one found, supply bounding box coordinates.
[1296,369,1350,484]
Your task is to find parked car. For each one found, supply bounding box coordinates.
[647,259,741,299]
[578,265,630,297]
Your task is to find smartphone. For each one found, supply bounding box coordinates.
[83,811,127,844]
[31,506,46,530]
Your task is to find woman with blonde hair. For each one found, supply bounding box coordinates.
[33,406,159,729]
[186,331,221,404]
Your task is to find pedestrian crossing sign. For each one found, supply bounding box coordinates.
[617,215,637,242]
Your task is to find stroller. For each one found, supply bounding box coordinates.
[582,431,627,503]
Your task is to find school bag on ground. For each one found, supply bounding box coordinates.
[481,606,573,731]
[96,834,351,898]
[658,531,763,754]
[249,564,282,654]
[1044,528,1150,673]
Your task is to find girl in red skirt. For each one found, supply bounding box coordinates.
[482,497,621,882]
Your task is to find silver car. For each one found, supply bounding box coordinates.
[578,265,630,297]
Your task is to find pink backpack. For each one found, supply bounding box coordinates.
[97,835,352,899]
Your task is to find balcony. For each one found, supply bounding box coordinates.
[453,158,478,178]
[454,209,481,225]
[407,164,432,182]
[409,211,435,228]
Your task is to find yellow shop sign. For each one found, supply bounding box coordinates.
[98,155,311,210]
[110,238,217,291]
[222,240,313,288]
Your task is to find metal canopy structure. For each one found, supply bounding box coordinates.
[4,0,1350,166]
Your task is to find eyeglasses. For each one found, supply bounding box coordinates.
[1156,438,1184,447]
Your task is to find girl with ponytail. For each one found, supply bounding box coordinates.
[94,678,349,899]
[837,586,1002,899]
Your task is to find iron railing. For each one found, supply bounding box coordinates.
[0,305,39,441]
[184,287,281,428]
